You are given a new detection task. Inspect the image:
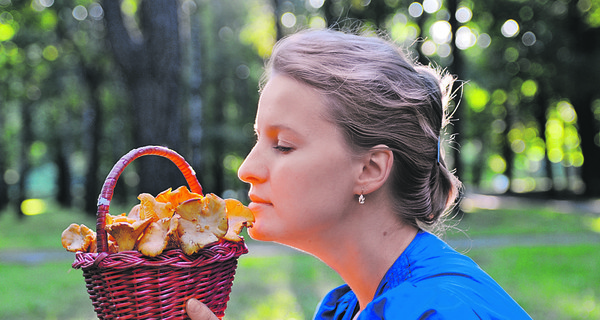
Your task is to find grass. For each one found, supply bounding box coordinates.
[444,206,599,238]
[468,244,600,320]
[1,198,599,319]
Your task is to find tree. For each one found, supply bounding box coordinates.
[101,0,186,196]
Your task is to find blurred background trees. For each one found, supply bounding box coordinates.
[1,0,599,217]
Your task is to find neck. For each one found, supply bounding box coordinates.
[291,207,419,311]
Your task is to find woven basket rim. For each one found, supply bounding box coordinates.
[73,240,248,270]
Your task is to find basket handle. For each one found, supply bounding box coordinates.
[95,145,203,253]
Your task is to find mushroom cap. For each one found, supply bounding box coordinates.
[61,223,96,253]
[156,186,203,207]
[222,199,255,242]
[137,217,171,257]
[138,193,174,221]
[176,194,228,255]
[105,217,152,252]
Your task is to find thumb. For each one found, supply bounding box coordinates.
[186,298,220,320]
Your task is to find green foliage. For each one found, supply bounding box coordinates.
[2,0,600,214]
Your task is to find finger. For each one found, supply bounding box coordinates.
[186,298,219,320]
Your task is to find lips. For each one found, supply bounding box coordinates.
[248,194,272,211]
[249,194,270,204]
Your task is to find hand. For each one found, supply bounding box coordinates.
[186,298,219,320]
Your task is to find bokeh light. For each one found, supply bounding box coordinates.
[437,43,451,57]
[72,5,88,21]
[456,7,473,23]
[456,26,476,49]
[521,79,538,97]
[21,199,47,216]
[281,12,297,28]
[308,0,325,9]
[489,154,507,173]
[408,2,423,18]
[522,31,536,46]
[423,0,441,14]
[309,16,326,29]
[421,40,436,56]
[4,169,20,185]
[477,33,492,48]
[42,45,58,61]
[430,20,452,44]
[89,3,104,20]
[501,19,520,38]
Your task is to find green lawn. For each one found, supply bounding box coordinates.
[1,199,599,319]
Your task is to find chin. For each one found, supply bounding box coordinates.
[248,225,272,242]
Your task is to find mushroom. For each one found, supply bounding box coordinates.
[137,217,171,257]
[138,193,174,221]
[61,223,96,253]
[176,194,228,255]
[156,186,203,207]
[222,199,255,242]
[105,218,152,252]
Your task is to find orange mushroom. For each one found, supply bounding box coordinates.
[222,199,255,242]
[176,194,228,255]
[105,217,152,252]
[61,223,96,253]
[137,217,171,257]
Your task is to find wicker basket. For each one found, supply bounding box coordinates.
[72,146,248,319]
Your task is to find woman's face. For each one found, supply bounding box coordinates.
[238,74,363,248]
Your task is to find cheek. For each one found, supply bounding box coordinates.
[274,162,350,212]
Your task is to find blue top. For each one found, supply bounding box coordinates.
[313,231,532,319]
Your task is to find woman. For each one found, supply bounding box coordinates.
[187,29,531,319]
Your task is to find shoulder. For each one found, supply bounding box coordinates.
[359,279,532,319]
[360,232,532,319]
[313,284,357,320]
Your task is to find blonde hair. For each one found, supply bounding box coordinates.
[263,29,461,231]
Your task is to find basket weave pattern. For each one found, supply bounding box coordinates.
[72,146,248,319]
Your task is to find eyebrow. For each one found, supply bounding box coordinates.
[254,123,298,137]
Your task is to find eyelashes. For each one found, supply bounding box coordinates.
[273,145,293,153]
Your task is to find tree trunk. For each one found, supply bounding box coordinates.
[187,1,204,187]
[102,0,186,196]
[0,107,8,211]
[55,139,71,207]
[83,101,102,214]
[272,0,283,40]
[575,94,600,197]
[0,135,9,212]
[533,87,556,198]
[567,5,600,197]
[17,101,33,219]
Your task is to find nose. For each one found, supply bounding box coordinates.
[237,145,266,185]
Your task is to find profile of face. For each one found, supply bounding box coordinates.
[237,74,364,249]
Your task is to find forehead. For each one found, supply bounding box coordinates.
[255,75,331,133]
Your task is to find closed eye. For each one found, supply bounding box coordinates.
[273,145,293,153]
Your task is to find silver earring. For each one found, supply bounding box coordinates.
[358,193,365,204]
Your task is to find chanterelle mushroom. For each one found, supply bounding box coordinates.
[61,223,96,253]
[222,199,255,242]
[105,217,152,252]
[138,193,174,221]
[156,186,203,208]
[137,217,171,257]
[176,194,228,255]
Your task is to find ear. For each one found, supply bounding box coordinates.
[355,144,394,195]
